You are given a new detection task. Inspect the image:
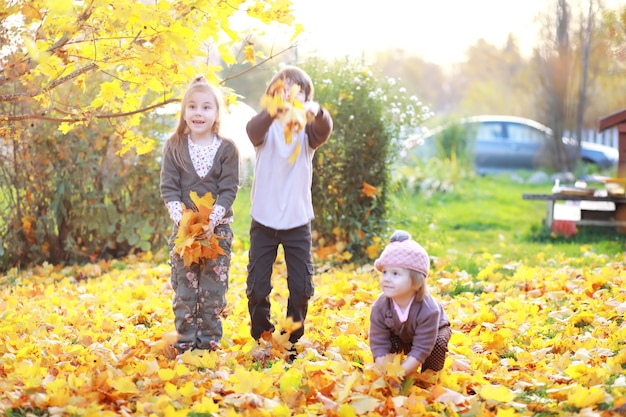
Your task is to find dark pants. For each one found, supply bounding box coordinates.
[168,223,232,353]
[246,220,315,344]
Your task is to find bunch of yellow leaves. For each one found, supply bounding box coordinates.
[260,79,315,164]
[173,191,225,267]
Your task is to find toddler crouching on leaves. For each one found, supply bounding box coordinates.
[369,230,451,383]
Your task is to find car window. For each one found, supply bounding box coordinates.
[474,122,503,139]
[506,122,546,143]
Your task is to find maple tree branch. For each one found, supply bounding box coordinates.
[0,1,95,87]
[0,40,297,119]
[220,1,242,12]
[1,98,180,123]
[47,63,99,94]
[220,43,299,85]
[0,63,99,103]
[63,31,151,48]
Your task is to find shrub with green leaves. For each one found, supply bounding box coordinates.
[394,115,477,196]
[300,59,431,263]
[433,120,475,163]
[0,113,170,272]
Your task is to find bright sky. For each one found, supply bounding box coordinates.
[288,0,625,67]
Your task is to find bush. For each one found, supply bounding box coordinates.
[0,112,170,272]
[300,59,431,263]
[394,115,478,196]
[433,120,475,164]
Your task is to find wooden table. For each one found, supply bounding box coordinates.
[522,192,626,229]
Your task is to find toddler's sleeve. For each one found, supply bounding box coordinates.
[369,297,393,359]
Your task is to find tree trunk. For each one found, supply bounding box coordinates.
[575,0,595,158]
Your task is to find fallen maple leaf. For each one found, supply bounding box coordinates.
[479,383,515,402]
[361,181,379,198]
[315,391,338,411]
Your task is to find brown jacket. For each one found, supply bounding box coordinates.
[369,293,450,363]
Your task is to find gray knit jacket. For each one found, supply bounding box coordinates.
[160,137,240,218]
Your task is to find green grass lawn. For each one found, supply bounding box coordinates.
[392,173,626,269]
[233,173,626,274]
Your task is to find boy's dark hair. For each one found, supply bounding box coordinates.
[266,65,314,101]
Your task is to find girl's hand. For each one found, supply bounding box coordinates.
[401,357,421,376]
[205,221,216,240]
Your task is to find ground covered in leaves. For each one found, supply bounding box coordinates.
[1,248,625,416]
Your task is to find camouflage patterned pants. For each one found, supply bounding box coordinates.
[168,223,233,353]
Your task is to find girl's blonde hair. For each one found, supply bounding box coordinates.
[408,269,427,302]
[266,65,314,101]
[164,76,224,171]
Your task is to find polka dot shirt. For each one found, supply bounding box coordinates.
[166,135,230,225]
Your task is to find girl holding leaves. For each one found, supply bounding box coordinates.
[160,76,240,354]
[245,65,333,355]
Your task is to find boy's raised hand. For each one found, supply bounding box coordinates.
[304,101,320,123]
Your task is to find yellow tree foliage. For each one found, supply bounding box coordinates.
[605,4,626,67]
[0,0,303,154]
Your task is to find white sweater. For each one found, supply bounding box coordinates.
[250,121,316,230]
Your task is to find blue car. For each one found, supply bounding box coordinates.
[406,115,618,174]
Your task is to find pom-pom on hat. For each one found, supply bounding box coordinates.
[374,230,430,277]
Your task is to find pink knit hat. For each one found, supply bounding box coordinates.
[374,230,430,277]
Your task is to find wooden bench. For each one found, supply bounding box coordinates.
[522,192,626,229]
[524,108,626,232]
